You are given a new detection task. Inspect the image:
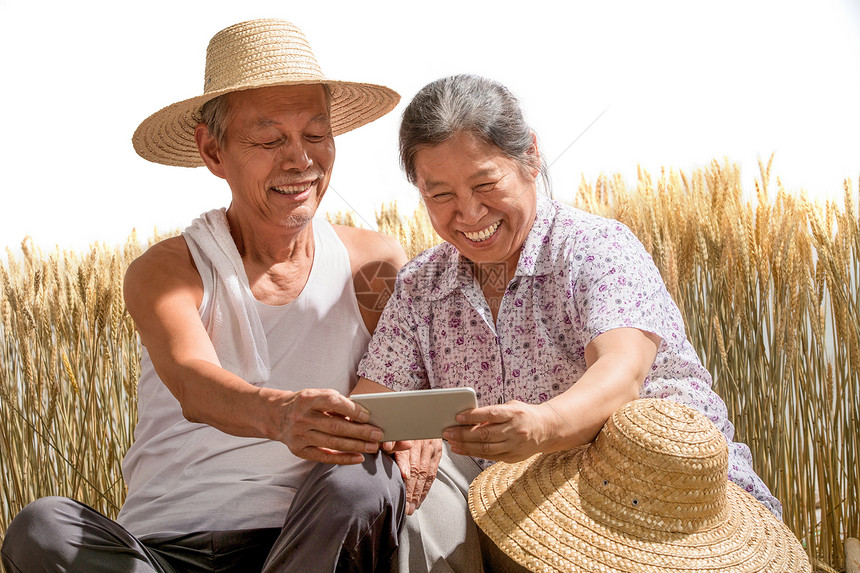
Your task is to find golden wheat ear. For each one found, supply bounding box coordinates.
[1,171,857,571]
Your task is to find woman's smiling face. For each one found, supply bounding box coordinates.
[413,131,539,271]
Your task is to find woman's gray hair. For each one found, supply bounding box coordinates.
[399,74,549,191]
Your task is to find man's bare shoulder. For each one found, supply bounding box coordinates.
[124,236,202,308]
[126,236,195,278]
[331,224,407,269]
[331,224,407,329]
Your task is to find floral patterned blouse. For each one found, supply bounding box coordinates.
[358,193,782,518]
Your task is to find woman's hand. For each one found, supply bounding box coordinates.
[444,328,661,463]
[442,401,560,463]
[385,438,443,515]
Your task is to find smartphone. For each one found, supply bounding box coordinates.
[351,388,477,442]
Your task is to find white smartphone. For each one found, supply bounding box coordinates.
[351,388,477,442]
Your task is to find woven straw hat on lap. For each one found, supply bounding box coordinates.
[132,19,399,167]
[469,399,811,572]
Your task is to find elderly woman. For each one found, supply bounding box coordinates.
[352,75,781,529]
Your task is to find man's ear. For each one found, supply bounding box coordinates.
[195,123,227,179]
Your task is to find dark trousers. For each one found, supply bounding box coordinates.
[1,453,404,573]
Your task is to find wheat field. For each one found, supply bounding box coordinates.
[1,160,857,571]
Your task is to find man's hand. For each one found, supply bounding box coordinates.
[272,388,386,465]
[385,438,443,515]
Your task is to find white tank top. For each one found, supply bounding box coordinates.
[117,219,371,538]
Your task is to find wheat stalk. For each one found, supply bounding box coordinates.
[0,167,855,571]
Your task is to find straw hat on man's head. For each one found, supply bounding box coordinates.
[469,399,811,572]
[132,18,399,167]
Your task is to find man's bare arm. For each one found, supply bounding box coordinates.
[123,236,383,464]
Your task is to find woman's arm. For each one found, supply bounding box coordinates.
[442,327,660,463]
[351,378,393,395]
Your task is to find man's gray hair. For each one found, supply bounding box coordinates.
[199,95,232,148]
[399,74,549,190]
[198,85,335,148]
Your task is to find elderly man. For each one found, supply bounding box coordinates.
[1,19,481,573]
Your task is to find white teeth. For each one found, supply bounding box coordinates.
[273,183,312,195]
[463,221,501,242]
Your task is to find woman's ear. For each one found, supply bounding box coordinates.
[195,123,227,180]
[526,131,541,179]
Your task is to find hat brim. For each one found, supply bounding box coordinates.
[469,448,810,572]
[132,79,399,167]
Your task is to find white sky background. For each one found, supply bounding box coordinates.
[1,0,859,253]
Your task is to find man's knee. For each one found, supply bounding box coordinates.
[4,496,73,541]
[307,453,405,519]
[267,454,406,572]
[2,496,74,564]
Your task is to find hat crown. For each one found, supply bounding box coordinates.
[580,399,729,536]
[469,399,811,571]
[203,19,324,94]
